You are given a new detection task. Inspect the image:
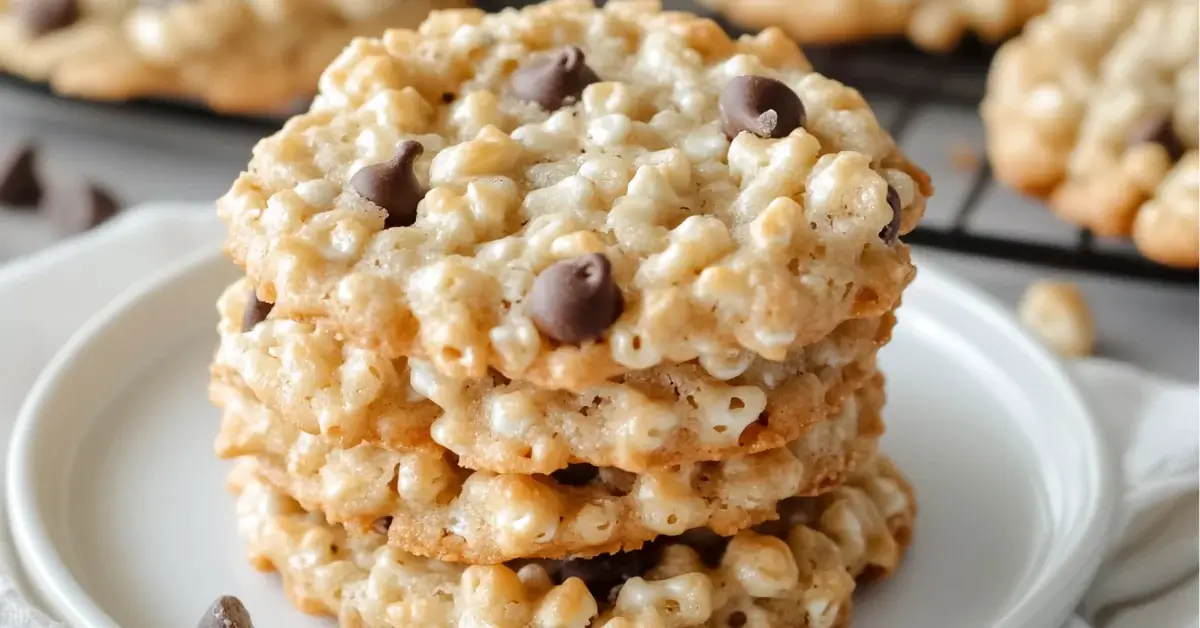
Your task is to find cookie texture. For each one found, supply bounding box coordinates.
[213,277,891,474]
[217,0,931,390]
[214,376,885,564]
[700,0,1049,52]
[982,0,1199,268]
[231,453,915,627]
[0,0,460,115]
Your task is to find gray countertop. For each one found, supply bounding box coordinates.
[0,82,1195,382]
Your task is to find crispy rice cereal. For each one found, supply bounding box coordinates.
[218,0,931,389]
[700,0,1048,53]
[215,375,884,564]
[231,454,914,627]
[213,277,891,474]
[0,0,460,115]
[982,0,1199,267]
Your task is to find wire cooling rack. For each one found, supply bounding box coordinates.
[5,0,1196,283]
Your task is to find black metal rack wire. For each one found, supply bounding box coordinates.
[4,0,1196,284]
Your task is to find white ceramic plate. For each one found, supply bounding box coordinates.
[7,247,1115,628]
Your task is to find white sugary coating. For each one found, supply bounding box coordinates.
[218,0,930,390]
[701,0,1049,52]
[214,278,891,474]
[0,0,457,114]
[230,454,914,627]
[213,376,885,564]
[982,0,1199,266]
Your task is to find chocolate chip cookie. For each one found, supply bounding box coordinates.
[217,0,931,390]
[982,0,1198,267]
[700,0,1049,52]
[229,453,915,627]
[212,278,889,475]
[212,375,885,564]
[0,0,462,115]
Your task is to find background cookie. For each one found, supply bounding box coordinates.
[0,0,461,115]
[982,0,1199,268]
[217,0,931,390]
[215,377,885,564]
[230,453,915,627]
[699,0,1049,52]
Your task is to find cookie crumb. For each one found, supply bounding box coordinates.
[1018,280,1095,358]
[949,142,981,173]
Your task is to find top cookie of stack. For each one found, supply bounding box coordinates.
[218,0,931,392]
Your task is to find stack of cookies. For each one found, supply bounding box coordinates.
[209,1,932,625]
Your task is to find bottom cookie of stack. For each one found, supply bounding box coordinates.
[230,454,916,628]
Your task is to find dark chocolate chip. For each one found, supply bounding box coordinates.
[879,186,902,244]
[0,142,41,207]
[196,595,254,628]
[42,180,120,235]
[372,516,393,535]
[350,141,425,229]
[719,75,805,140]
[557,545,662,601]
[529,253,623,344]
[441,92,456,104]
[17,0,79,35]
[727,611,748,628]
[677,528,731,567]
[1127,112,1185,162]
[550,463,599,486]
[510,46,599,111]
[241,285,273,332]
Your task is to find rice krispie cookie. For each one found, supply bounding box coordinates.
[230,453,915,627]
[214,277,891,474]
[700,0,1049,52]
[0,0,460,115]
[215,376,885,564]
[982,0,1199,268]
[218,0,931,389]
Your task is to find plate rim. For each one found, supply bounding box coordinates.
[6,246,1116,628]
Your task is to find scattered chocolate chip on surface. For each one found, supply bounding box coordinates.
[350,140,425,229]
[510,46,600,110]
[241,285,273,332]
[1127,111,1185,162]
[529,253,623,344]
[17,0,79,35]
[42,180,120,235]
[550,463,599,486]
[196,595,254,628]
[880,185,902,244]
[719,75,805,140]
[0,142,42,207]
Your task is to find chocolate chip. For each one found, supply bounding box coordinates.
[719,75,805,140]
[727,611,748,628]
[372,516,393,535]
[350,141,425,229]
[0,143,41,207]
[529,253,623,344]
[241,285,273,332]
[511,46,599,111]
[551,464,599,486]
[880,186,902,244]
[17,0,78,35]
[196,596,254,628]
[558,546,662,601]
[677,528,731,567]
[441,92,455,104]
[1127,112,1185,162]
[42,180,119,235]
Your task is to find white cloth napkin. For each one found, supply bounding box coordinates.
[0,207,1195,628]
